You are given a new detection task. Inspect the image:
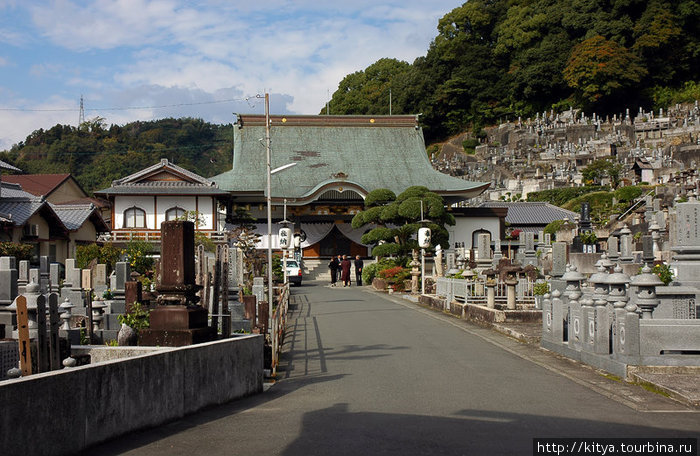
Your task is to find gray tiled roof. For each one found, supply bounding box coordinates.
[0,160,21,172]
[211,115,489,202]
[50,203,96,231]
[0,199,44,225]
[479,202,577,226]
[95,159,228,197]
[0,183,45,224]
[95,181,229,196]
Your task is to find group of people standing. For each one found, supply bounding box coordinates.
[328,255,364,287]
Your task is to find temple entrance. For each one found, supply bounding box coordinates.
[303,225,368,258]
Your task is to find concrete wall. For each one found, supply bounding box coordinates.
[0,335,263,456]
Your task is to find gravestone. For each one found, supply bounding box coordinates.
[551,242,567,277]
[670,200,700,288]
[477,233,491,261]
[492,239,503,268]
[0,257,18,338]
[252,277,265,305]
[39,256,50,293]
[93,264,108,295]
[18,260,29,295]
[49,263,60,293]
[138,220,214,346]
[608,236,620,261]
[579,202,592,233]
[521,232,537,266]
[446,253,456,274]
[0,257,18,307]
[619,225,634,263]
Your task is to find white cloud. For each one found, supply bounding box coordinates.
[3,0,462,148]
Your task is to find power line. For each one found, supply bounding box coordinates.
[0,98,247,112]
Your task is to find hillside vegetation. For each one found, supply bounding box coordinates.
[325,0,700,143]
[1,118,232,194]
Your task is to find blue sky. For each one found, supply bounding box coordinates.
[0,0,461,150]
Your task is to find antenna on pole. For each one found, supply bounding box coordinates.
[389,88,392,116]
[78,95,85,126]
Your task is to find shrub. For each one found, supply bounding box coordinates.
[124,240,154,275]
[614,186,644,203]
[117,303,150,331]
[652,264,674,285]
[76,242,122,271]
[533,282,550,296]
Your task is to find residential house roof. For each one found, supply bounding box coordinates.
[94,158,229,197]
[0,160,21,172]
[479,201,577,230]
[210,115,490,204]
[0,182,68,236]
[1,174,80,198]
[50,203,110,232]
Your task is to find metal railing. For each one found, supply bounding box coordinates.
[270,283,290,376]
[108,230,227,243]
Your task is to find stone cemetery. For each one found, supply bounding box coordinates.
[0,220,281,380]
[426,193,700,377]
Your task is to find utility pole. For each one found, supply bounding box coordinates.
[264,92,273,330]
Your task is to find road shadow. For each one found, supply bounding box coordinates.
[281,403,699,455]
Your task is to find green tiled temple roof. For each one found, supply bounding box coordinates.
[210,115,489,203]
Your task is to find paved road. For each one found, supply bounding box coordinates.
[87,282,700,455]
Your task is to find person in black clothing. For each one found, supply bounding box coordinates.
[354,255,364,286]
[329,256,340,287]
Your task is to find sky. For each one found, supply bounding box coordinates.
[0,0,462,150]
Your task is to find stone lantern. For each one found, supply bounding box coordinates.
[630,265,663,319]
[606,265,630,309]
[562,265,585,301]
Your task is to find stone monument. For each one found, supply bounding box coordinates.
[138,221,215,346]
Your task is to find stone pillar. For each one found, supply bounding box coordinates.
[550,289,565,343]
[619,224,634,263]
[138,221,215,346]
[435,246,444,278]
[541,292,553,342]
[505,276,517,310]
[410,250,420,294]
[485,280,496,309]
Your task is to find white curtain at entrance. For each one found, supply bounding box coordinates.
[336,223,370,246]
[252,223,282,249]
[250,222,367,249]
[299,223,334,248]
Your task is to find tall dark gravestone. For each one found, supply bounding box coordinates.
[138,221,215,346]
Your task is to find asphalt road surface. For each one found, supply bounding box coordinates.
[86,281,700,455]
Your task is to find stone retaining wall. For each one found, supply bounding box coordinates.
[0,335,263,456]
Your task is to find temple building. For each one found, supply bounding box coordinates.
[211,115,490,258]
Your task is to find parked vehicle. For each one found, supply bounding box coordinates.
[284,259,302,286]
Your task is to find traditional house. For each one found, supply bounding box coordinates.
[211,115,490,258]
[94,159,229,244]
[1,173,111,228]
[0,182,108,262]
